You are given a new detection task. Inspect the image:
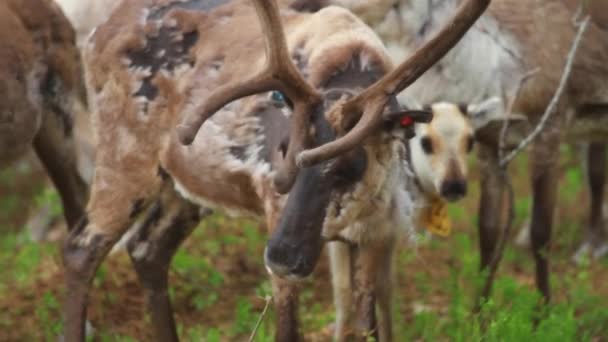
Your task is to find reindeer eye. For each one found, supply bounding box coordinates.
[270,91,286,107]
[420,136,433,154]
[466,136,475,153]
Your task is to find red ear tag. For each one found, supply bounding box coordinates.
[400,116,414,127]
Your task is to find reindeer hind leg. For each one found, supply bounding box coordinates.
[62,169,162,341]
[584,143,607,260]
[529,128,562,302]
[33,107,88,229]
[127,189,204,342]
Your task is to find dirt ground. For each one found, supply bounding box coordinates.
[0,147,607,341]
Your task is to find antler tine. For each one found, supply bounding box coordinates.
[175,0,321,193]
[176,0,320,136]
[252,0,322,193]
[296,0,491,168]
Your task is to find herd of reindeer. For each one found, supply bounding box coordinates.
[1,0,607,340]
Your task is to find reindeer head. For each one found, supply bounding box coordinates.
[410,102,473,201]
[410,97,509,202]
[409,96,526,204]
[176,0,490,278]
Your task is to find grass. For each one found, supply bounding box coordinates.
[0,148,607,341]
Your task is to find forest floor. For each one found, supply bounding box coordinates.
[0,146,607,341]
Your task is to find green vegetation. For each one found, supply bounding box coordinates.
[0,148,606,341]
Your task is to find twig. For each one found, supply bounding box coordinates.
[499,16,591,168]
[248,295,273,342]
[497,68,541,161]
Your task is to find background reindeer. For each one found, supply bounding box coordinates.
[297,0,608,302]
[0,0,87,230]
[22,0,121,241]
[54,0,123,182]
[63,0,487,340]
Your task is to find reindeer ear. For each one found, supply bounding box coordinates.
[384,109,433,126]
[465,97,504,130]
[383,109,433,138]
[466,97,530,148]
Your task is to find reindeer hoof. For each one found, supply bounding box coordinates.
[592,242,608,260]
[513,219,531,249]
[572,239,608,265]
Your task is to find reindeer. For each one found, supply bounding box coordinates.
[327,96,519,341]
[0,0,87,230]
[63,0,488,340]
[296,0,608,301]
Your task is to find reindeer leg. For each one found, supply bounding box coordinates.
[529,128,562,302]
[586,143,607,259]
[127,189,203,342]
[62,170,162,341]
[374,239,395,342]
[63,215,132,341]
[264,207,302,342]
[477,144,505,271]
[353,245,378,342]
[329,241,354,341]
[352,238,395,342]
[270,276,301,342]
[33,109,88,228]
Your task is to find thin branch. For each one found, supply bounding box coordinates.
[497,68,541,161]
[499,16,591,167]
[248,295,273,342]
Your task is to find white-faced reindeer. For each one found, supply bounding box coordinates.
[299,0,608,302]
[328,98,508,341]
[63,0,488,341]
[0,0,87,229]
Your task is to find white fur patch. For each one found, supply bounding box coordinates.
[374,0,524,105]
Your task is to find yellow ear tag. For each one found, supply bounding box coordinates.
[419,197,452,237]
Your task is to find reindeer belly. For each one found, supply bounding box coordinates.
[566,106,608,143]
[162,115,270,218]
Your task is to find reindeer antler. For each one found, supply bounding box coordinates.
[296,0,491,167]
[177,0,489,193]
[176,0,321,194]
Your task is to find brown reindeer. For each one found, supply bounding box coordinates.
[23,0,120,241]
[63,0,488,340]
[0,0,87,229]
[298,0,608,301]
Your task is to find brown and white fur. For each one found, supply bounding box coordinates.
[328,99,503,341]
[60,1,468,340]
[0,0,88,229]
[301,0,608,301]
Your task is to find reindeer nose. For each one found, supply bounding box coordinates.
[440,180,467,201]
[263,242,315,280]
